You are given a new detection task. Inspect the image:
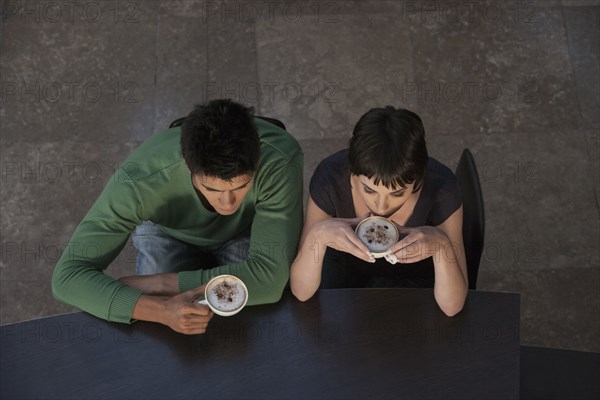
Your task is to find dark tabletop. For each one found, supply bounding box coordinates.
[520,345,600,400]
[0,289,520,399]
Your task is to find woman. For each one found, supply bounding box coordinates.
[290,107,468,316]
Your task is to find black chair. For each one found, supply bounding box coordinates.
[455,149,485,290]
[169,116,286,130]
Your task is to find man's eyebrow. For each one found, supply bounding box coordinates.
[200,179,252,192]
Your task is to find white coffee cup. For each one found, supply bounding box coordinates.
[355,216,400,258]
[196,274,249,317]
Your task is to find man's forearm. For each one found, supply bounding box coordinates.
[119,273,180,296]
[131,295,168,324]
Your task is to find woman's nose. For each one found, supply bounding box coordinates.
[375,196,388,214]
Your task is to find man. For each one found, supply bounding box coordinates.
[52,99,304,334]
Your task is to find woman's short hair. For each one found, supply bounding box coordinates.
[348,106,428,192]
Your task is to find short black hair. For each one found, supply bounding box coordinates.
[348,106,428,192]
[181,99,260,181]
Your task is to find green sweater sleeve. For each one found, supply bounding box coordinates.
[178,151,304,305]
[52,167,144,323]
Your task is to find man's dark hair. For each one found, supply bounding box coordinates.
[181,99,260,180]
[348,106,428,192]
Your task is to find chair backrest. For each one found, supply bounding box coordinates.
[455,149,485,290]
[169,116,286,130]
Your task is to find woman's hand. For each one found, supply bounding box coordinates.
[313,216,375,263]
[383,225,451,264]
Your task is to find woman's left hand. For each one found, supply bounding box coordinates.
[383,225,450,264]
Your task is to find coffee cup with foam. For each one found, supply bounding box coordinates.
[197,275,248,317]
[355,216,400,258]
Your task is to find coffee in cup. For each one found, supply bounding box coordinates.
[197,275,248,317]
[355,216,399,258]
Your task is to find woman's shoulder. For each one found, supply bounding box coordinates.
[318,148,349,167]
[420,157,462,226]
[425,157,458,187]
[309,149,351,217]
[312,148,349,179]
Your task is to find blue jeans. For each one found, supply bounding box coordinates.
[132,221,250,275]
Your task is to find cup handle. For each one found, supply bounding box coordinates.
[197,298,208,305]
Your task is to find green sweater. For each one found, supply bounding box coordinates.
[52,118,304,323]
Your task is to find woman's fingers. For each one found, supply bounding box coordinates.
[345,229,373,256]
[391,240,426,263]
[340,235,375,263]
[387,237,414,254]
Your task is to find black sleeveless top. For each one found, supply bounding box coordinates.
[309,149,463,289]
[309,149,462,226]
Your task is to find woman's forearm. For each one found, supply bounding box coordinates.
[290,227,327,302]
[432,238,468,317]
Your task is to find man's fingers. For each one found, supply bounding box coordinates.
[183,302,213,316]
[183,327,209,335]
[182,316,212,327]
[178,320,210,335]
[183,284,208,302]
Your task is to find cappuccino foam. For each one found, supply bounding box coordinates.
[206,280,246,312]
[356,217,398,253]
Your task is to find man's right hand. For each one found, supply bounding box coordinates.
[161,285,214,335]
[132,285,214,335]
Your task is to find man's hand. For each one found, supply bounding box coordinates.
[132,285,214,335]
[161,285,214,335]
